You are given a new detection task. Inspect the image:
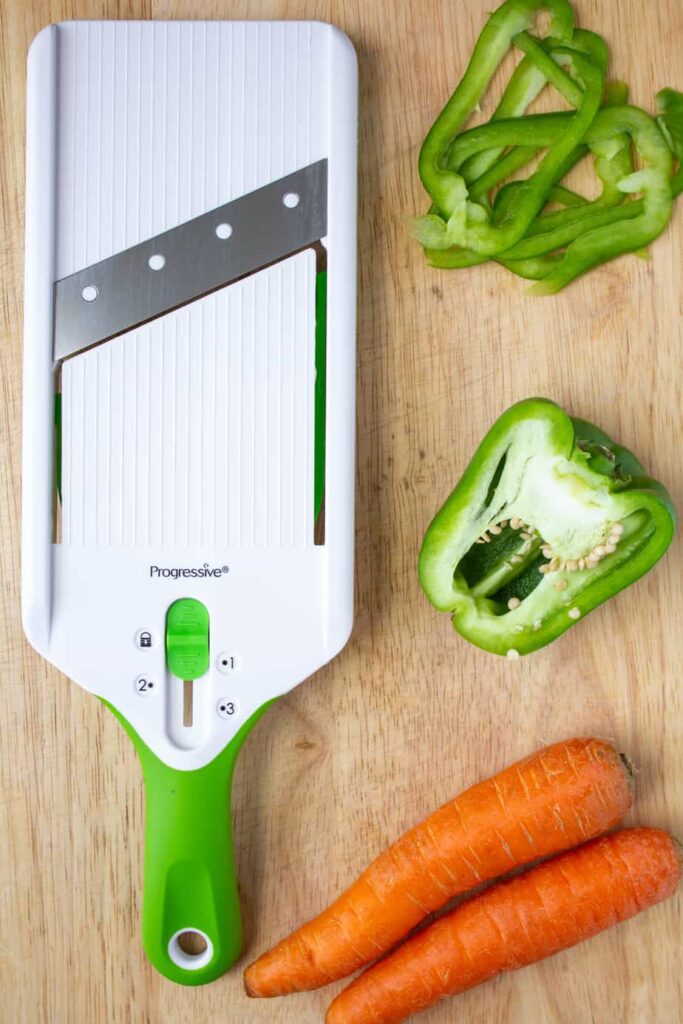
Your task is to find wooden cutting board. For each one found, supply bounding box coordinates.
[1,1,681,1021]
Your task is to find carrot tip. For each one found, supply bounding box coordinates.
[243,970,258,998]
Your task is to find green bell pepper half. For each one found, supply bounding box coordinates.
[419,399,675,657]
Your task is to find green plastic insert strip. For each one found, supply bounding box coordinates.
[54,391,62,504]
[314,269,327,530]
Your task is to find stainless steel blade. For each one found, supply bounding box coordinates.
[53,159,328,360]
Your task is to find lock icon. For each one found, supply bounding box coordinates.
[137,630,153,649]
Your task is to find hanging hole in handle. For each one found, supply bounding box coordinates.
[178,931,207,955]
[168,928,213,970]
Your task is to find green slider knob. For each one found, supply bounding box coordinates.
[166,597,210,681]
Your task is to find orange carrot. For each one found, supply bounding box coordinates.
[244,738,633,996]
[326,828,681,1024]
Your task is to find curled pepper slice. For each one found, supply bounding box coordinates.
[426,103,674,287]
[419,399,675,657]
[417,49,603,255]
[530,105,674,291]
[461,30,611,201]
[416,0,575,240]
[657,87,683,183]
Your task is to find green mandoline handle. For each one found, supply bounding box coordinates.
[105,701,273,985]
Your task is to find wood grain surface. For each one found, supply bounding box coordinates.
[1,1,681,1022]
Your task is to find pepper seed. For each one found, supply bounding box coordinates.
[507,597,521,610]
[553,578,568,591]
[568,607,581,620]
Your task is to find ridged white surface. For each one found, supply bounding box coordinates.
[55,20,328,278]
[61,251,315,548]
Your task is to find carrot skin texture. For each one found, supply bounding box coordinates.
[326,828,681,1024]
[244,738,633,996]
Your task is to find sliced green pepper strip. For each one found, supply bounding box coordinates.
[426,145,589,270]
[428,102,671,277]
[468,136,589,206]
[446,110,575,167]
[459,54,549,185]
[657,88,683,194]
[512,30,584,106]
[427,93,680,281]
[503,195,640,259]
[602,80,629,108]
[501,168,680,276]
[453,70,628,226]
[497,141,589,215]
[419,399,675,657]
[418,50,604,254]
[546,183,588,207]
[525,144,632,234]
[502,129,632,254]
[417,0,574,225]
[473,30,610,195]
[498,253,564,278]
[450,96,630,228]
[460,29,607,187]
[530,106,673,292]
[657,88,683,159]
[467,145,539,202]
[447,30,607,219]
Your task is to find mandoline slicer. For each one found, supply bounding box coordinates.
[23,20,357,985]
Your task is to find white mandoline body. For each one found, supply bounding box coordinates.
[23,21,357,770]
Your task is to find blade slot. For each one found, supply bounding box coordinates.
[183,681,194,727]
